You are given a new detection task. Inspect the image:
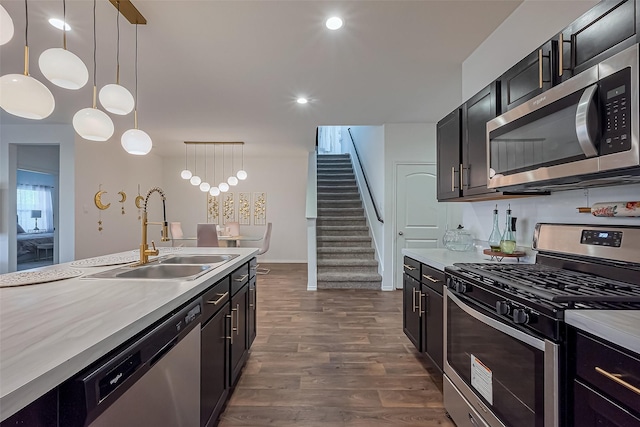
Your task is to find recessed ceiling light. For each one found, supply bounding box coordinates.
[326,16,343,30]
[297,97,308,104]
[49,18,71,31]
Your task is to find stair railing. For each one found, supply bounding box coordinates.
[347,128,383,223]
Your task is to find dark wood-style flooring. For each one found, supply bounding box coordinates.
[218,264,455,427]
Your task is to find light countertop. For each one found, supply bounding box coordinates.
[402,248,534,271]
[0,247,258,421]
[565,310,640,355]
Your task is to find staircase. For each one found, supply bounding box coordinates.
[316,154,382,289]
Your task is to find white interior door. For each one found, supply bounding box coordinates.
[395,163,447,289]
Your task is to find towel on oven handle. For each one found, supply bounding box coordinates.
[591,201,640,217]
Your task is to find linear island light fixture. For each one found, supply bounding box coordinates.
[181,142,249,194]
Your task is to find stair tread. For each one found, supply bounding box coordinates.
[318,259,378,265]
[317,272,382,281]
[317,236,371,241]
[317,247,375,252]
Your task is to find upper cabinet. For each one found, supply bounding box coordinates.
[462,82,499,196]
[436,108,461,201]
[499,41,553,113]
[558,0,638,83]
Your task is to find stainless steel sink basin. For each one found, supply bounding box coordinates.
[83,263,214,281]
[158,254,239,265]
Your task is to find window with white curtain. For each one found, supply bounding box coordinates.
[17,184,54,232]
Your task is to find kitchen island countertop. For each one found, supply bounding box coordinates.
[402,247,534,271]
[0,247,258,421]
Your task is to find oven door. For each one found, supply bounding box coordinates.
[444,290,559,427]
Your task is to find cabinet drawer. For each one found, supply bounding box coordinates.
[403,257,421,281]
[575,331,640,415]
[420,263,444,295]
[202,277,230,322]
[231,263,249,296]
[574,379,640,427]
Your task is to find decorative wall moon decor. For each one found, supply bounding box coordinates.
[118,191,127,215]
[94,190,111,210]
[135,195,144,209]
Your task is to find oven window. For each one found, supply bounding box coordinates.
[489,88,587,176]
[447,297,545,427]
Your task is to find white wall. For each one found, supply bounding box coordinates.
[162,152,308,263]
[0,124,75,273]
[459,0,639,255]
[74,139,164,259]
[462,0,598,101]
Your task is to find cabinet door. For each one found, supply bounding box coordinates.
[462,82,499,197]
[201,304,229,427]
[230,284,249,386]
[436,108,462,201]
[402,274,422,351]
[247,276,257,349]
[422,284,443,373]
[499,41,553,113]
[559,0,637,83]
[573,380,640,427]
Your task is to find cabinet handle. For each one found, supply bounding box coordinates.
[412,288,417,312]
[419,292,425,316]
[422,274,439,283]
[249,288,255,309]
[235,303,240,335]
[231,306,239,336]
[595,367,640,395]
[207,292,229,306]
[460,163,465,190]
[538,49,543,88]
[226,314,233,345]
[403,264,416,271]
[451,166,455,192]
[234,274,249,282]
[558,33,563,77]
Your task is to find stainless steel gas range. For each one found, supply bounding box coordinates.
[443,223,640,427]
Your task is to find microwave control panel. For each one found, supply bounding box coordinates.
[600,68,631,155]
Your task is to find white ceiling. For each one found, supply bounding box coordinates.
[0,0,523,157]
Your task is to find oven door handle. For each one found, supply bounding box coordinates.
[575,83,599,158]
[447,290,545,351]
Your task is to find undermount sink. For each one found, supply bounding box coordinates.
[83,263,215,281]
[158,254,239,265]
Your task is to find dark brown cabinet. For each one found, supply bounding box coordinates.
[462,82,499,197]
[248,275,257,349]
[230,279,249,387]
[403,273,422,351]
[568,327,640,426]
[420,264,444,373]
[436,108,462,201]
[558,0,638,83]
[499,41,553,113]
[201,302,230,427]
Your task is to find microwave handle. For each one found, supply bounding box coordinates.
[575,84,599,158]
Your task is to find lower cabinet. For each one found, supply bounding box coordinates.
[201,303,230,427]
[403,257,445,377]
[230,280,249,387]
[248,275,257,349]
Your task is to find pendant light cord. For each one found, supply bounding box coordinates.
[116,1,120,84]
[93,0,96,88]
[23,0,28,75]
[204,144,207,182]
[62,0,67,50]
[135,24,138,111]
[185,144,188,170]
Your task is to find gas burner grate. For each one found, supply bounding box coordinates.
[453,263,640,304]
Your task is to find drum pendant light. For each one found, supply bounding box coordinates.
[0,0,55,119]
[100,2,134,115]
[73,0,114,141]
[121,24,152,155]
[0,5,15,45]
[38,0,88,90]
[180,143,192,179]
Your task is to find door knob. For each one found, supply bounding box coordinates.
[398,231,403,235]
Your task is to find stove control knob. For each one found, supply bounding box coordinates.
[496,301,511,316]
[454,280,467,293]
[513,308,530,325]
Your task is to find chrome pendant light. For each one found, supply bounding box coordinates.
[180,143,192,179]
[0,5,15,45]
[0,0,55,120]
[121,24,152,155]
[38,0,88,90]
[100,1,134,115]
[73,0,114,141]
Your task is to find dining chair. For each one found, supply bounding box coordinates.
[197,223,219,247]
[256,222,272,274]
[226,221,240,237]
[169,222,184,247]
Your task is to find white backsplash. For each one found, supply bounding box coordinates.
[461,183,640,251]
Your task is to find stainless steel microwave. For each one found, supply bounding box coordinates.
[486,43,640,191]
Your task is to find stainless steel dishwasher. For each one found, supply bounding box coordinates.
[60,299,202,427]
